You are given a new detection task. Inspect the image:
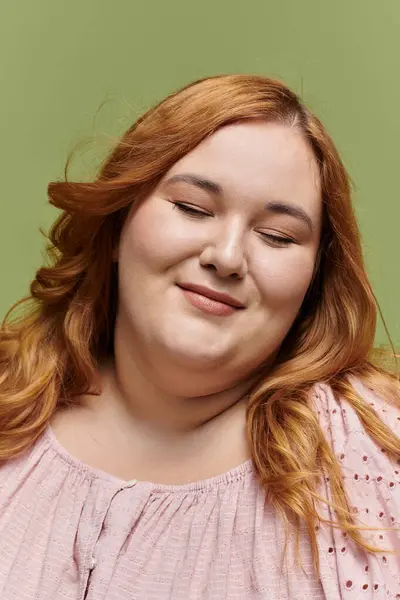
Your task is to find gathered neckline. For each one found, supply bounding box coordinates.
[44,425,255,493]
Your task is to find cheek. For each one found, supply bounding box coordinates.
[252,250,316,310]
[119,198,200,273]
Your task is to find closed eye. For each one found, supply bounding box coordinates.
[258,232,295,248]
[173,202,212,219]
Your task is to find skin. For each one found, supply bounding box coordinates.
[52,121,323,484]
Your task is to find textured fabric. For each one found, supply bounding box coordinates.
[0,380,399,599]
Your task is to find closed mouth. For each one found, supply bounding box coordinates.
[177,283,246,309]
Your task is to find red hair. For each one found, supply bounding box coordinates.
[1,74,399,570]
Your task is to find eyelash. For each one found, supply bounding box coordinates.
[173,202,295,247]
[173,202,212,218]
[259,233,295,248]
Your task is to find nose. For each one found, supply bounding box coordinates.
[199,221,248,279]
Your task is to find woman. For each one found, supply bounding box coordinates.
[0,74,399,599]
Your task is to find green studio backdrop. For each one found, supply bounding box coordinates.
[1,0,399,346]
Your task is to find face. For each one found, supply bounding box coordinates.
[116,121,322,394]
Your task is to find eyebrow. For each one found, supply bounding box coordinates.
[164,173,222,195]
[165,173,314,232]
[264,201,314,232]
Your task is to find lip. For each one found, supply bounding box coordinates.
[177,283,246,309]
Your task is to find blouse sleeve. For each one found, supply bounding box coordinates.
[313,379,400,599]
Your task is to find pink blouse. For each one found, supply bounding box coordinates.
[0,379,399,599]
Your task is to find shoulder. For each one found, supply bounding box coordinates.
[312,376,400,444]
[311,376,399,486]
[312,378,400,597]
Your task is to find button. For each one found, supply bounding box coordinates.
[89,556,97,570]
[125,479,137,488]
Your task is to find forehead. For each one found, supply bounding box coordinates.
[166,121,322,218]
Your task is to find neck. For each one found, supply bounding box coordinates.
[99,346,256,438]
[76,317,264,476]
[55,330,259,482]
[90,314,260,438]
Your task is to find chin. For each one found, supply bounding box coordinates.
[156,327,236,368]
[156,349,246,397]
[168,342,234,369]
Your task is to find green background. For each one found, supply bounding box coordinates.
[1,0,399,345]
